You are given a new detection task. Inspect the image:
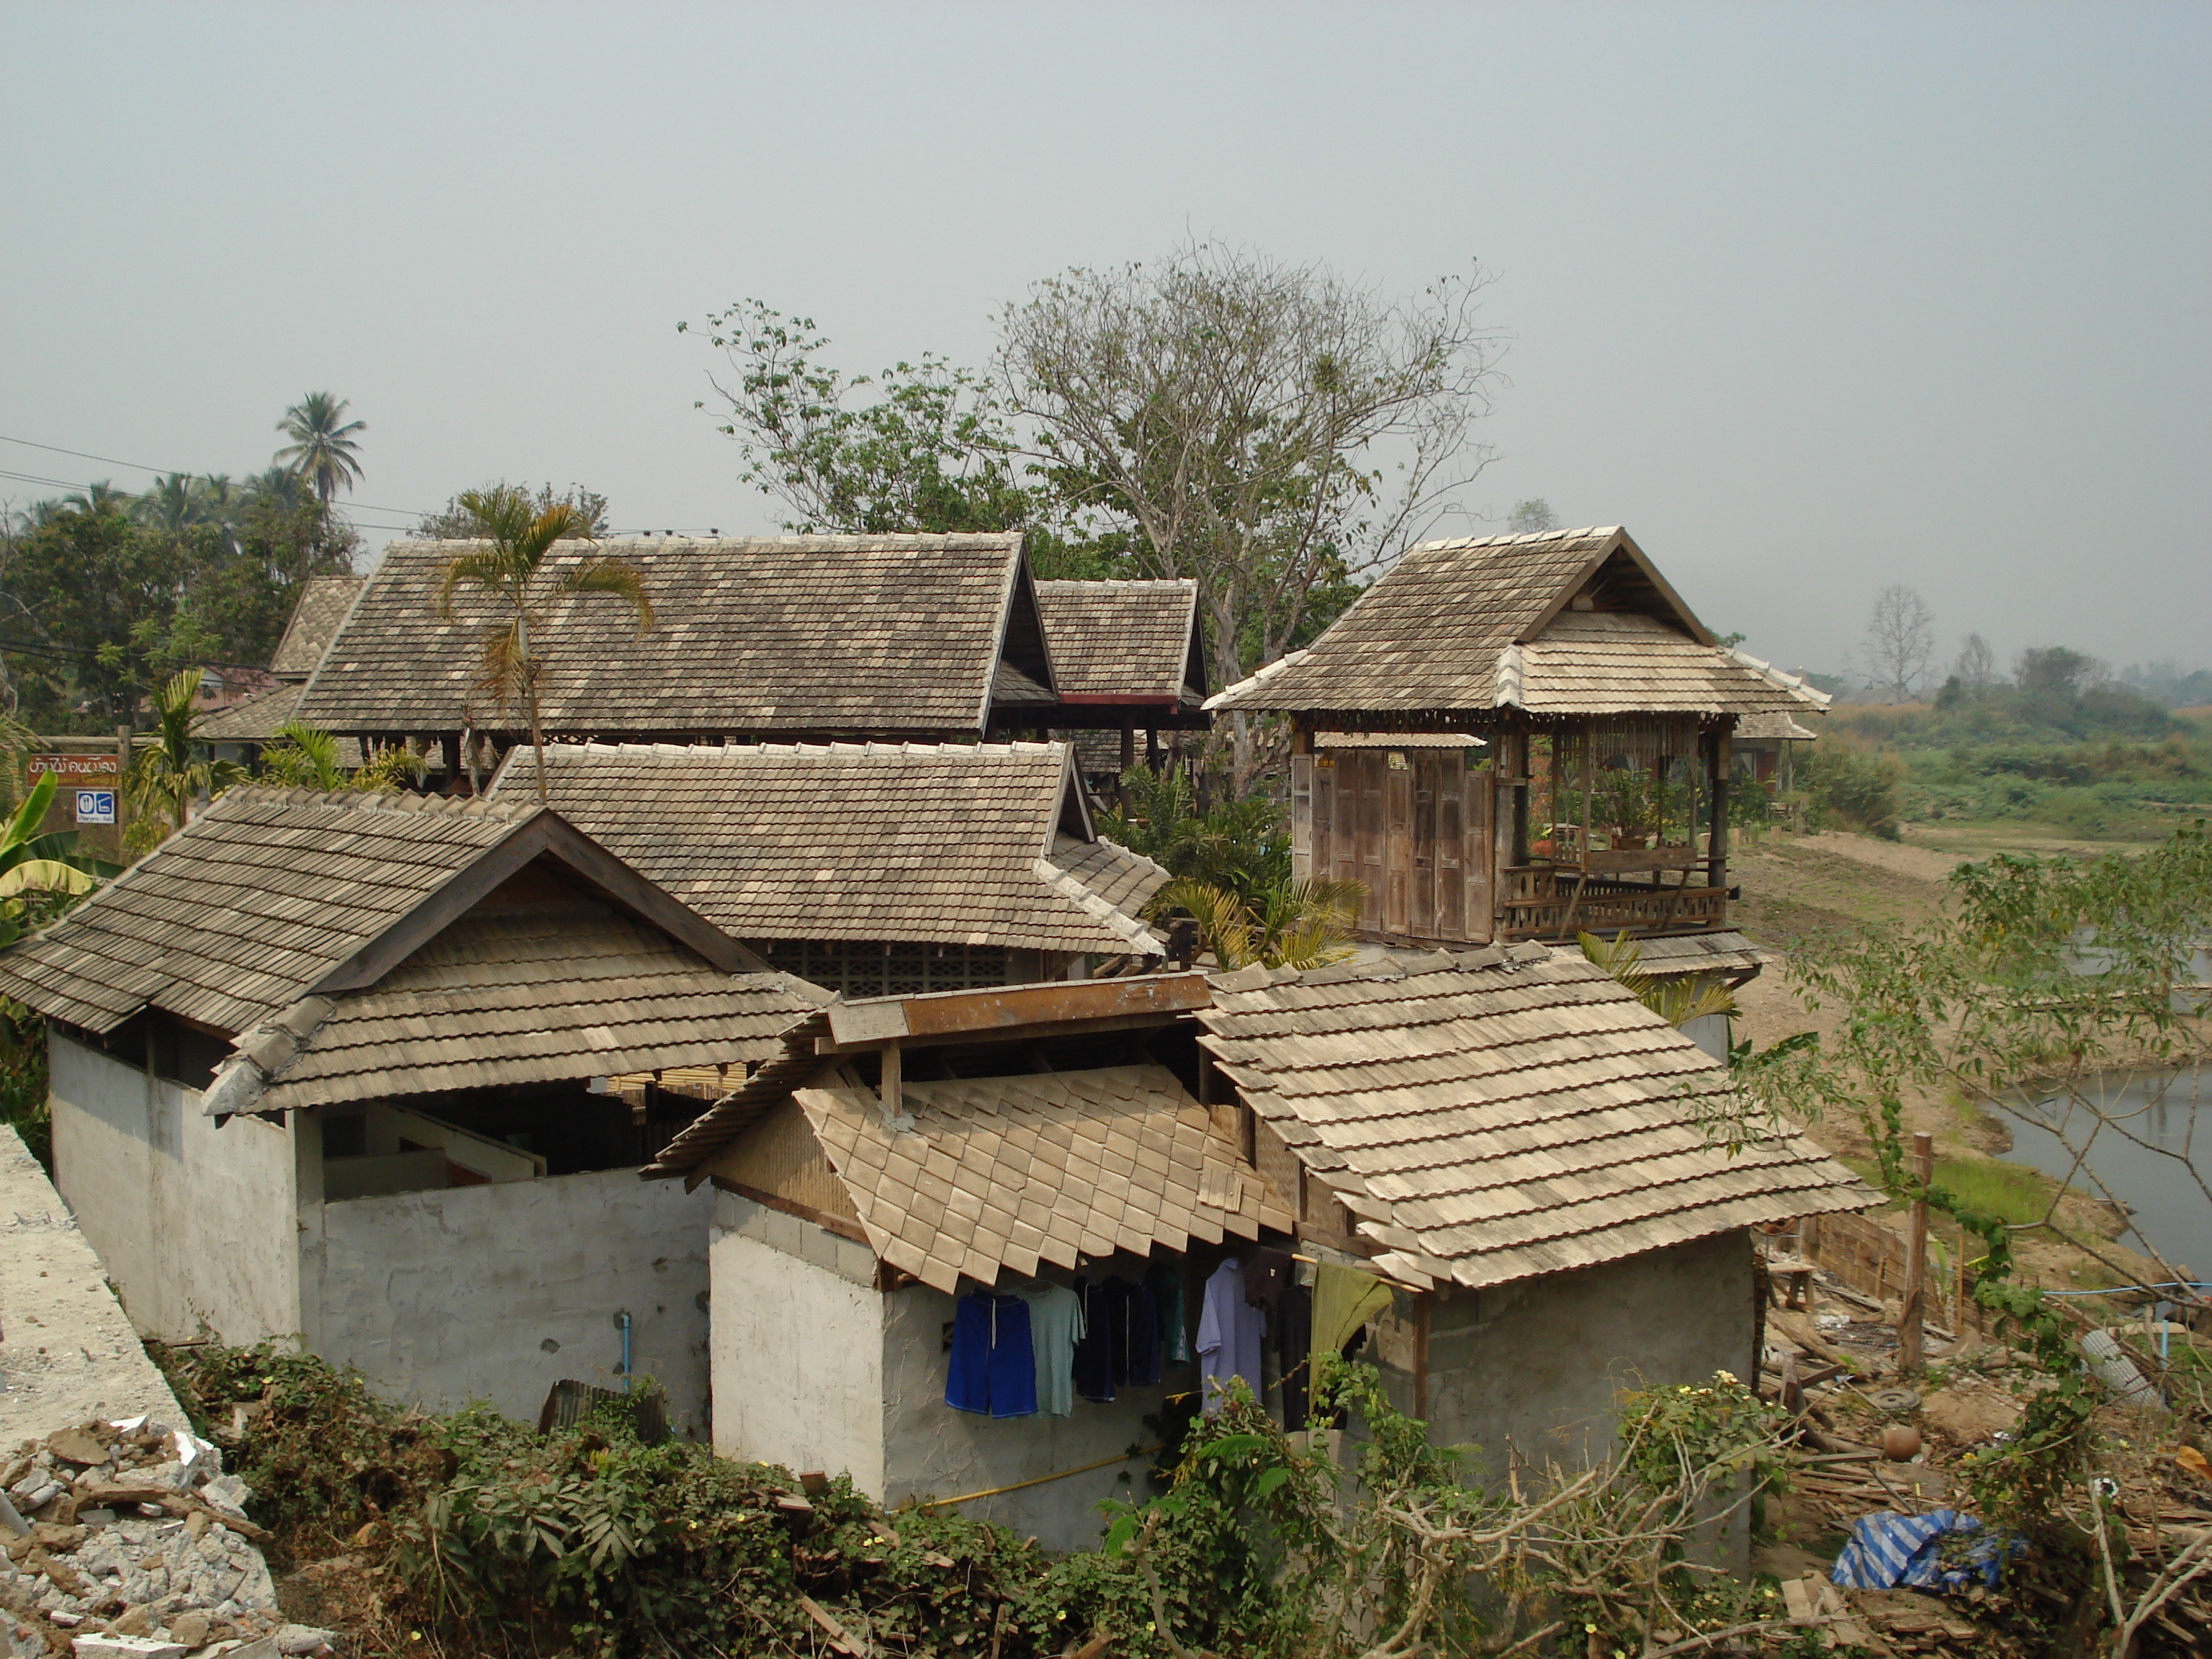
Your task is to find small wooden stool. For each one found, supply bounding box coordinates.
[1763,1254,1815,1310]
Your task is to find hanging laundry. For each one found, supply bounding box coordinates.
[1310,1261,1393,1386]
[1071,1276,1116,1403]
[1019,1282,1085,1416]
[945,1290,1037,1418]
[1197,1256,1266,1417]
[1146,1262,1190,1365]
[1110,1277,1161,1388]
[1277,1279,1313,1429]
[1242,1246,1293,1313]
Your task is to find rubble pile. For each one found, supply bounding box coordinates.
[0,1417,334,1659]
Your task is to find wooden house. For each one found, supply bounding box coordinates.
[644,947,1872,1550]
[490,739,1170,993]
[1208,526,1830,945]
[0,787,821,1432]
[1033,578,1208,784]
[198,574,367,765]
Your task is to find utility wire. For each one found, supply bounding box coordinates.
[0,432,436,518]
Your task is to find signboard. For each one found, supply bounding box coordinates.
[76,789,117,825]
[27,752,120,783]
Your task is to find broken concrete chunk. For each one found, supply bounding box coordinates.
[45,1431,109,1470]
[68,1637,186,1658]
[274,1627,337,1655]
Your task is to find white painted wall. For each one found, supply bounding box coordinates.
[48,1031,300,1346]
[709,1192,885,1493]
[313,1166,714,1432]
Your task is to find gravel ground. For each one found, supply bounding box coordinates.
[0,1126,184,1447]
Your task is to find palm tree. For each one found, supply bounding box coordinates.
[1577,930,1737,1028]
[60,480,134,518]
[243,466,310,513]
[1152,874,1364,970]
[437,484,655,801]
[127,669,245,834]
[257,719,424,793]
[274,392,367,505]
[138,472,205,533]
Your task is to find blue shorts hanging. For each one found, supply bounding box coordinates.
[945,1292,1038,1418]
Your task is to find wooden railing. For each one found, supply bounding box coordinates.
[1500,881,1727,940]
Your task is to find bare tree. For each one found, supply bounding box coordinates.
[1953,631,1996,688]
[996,241,1508,786]
[1860,583,1936,701]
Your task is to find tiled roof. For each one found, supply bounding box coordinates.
[1034,580,1200,700]
[255,904,820,1111]
[799,1064,1292,1293]
[0,789,538,1035]
[269,575,365,679]
[1046,834,1172,919]
[498,741,1168,956]
[196,684,367,765]
[1735,711,1820,741]
[1196,947,1875,1290]
[1511,611,1816,716]
[296,533,1047,737]
[1621,930,1774,980]
[1208,527,1826,720]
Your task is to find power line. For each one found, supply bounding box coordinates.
[0,433,436,518]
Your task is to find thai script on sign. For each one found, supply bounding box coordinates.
[25,752,120,781]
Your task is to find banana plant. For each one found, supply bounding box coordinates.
[0,773,104,945]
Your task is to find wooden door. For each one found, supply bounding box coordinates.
[1465,761,1496,943]
[1355,751,1387,932]
[1384,753,1413,934]
[1430,755,1465,940]
[1410,754,1439,938]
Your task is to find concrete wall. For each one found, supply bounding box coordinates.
[1375,1230,1756,1569]
[879,1283,1176,1552]
[312,1166,714,1432]
[48,1032,300,1345]
[709,1193,884,1491]
[1391,1231,1755,1471]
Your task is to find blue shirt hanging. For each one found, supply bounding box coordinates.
[945,1291,1038,1418]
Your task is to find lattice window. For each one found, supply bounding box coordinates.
[756,939,1012,997]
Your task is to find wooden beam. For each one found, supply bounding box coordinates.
[879,1041,902,1119]
[824,972,1210,1048]
[817,1010,1190,1058]
[709,1176,871,1247]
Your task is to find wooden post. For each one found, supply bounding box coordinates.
[879,1043,902,1120]
[441,732,464,794]
[114,724,132,848]
[1901,1130,1933,1372]
[1707,727,1732,892]
[1413,1292,1431,1421]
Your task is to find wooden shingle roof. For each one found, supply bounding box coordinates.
[1034,580,1202,701]
[800,1064,1292,1294]
[1197,947,1876,1290]
[1208,526,1827,721]
[296,532,1052,737]
[254,903,822,1111]
[269,575,365,679]
[498,741,1169,956]
[0,788,759,1039]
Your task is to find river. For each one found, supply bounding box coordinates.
[1995,1066,2212,1285]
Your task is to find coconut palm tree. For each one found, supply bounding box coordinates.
[127,669,245,834]
[274,392,367,505]
[137,472,206,532]
[437,484,655,801]
[243,466,310,514]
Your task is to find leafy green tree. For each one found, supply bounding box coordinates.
[127,668,245,835]
[686,302,1046,537]
[437,485,654,801]
[413,482,611,541]
[1507,497,1559,534]
[274,392,367,505]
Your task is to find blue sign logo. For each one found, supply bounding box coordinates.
[76,789,117,825]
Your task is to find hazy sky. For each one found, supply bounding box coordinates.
[3,2,2205,679]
